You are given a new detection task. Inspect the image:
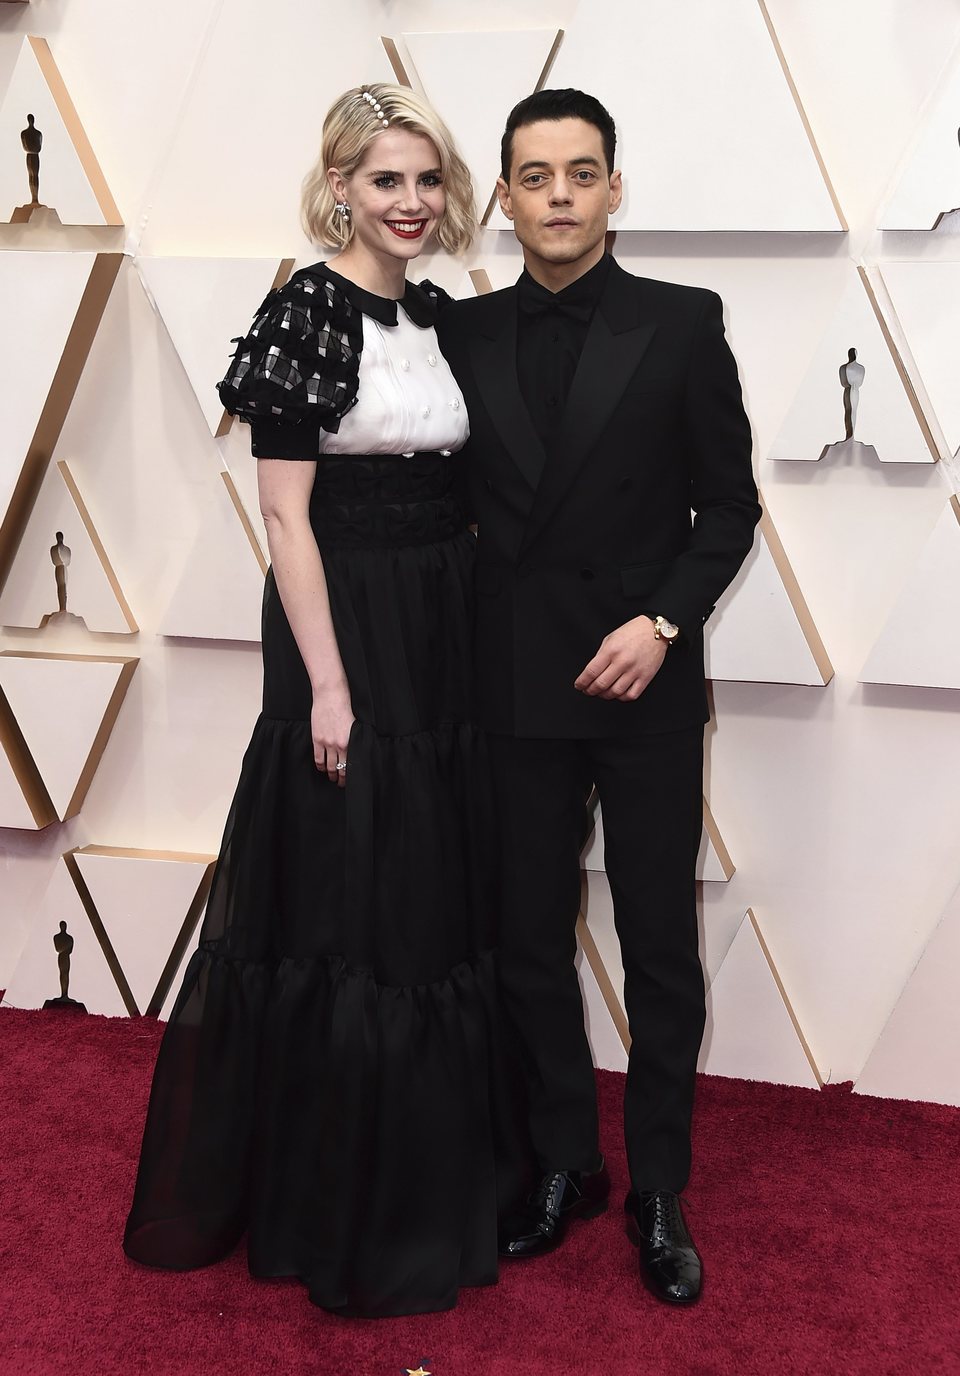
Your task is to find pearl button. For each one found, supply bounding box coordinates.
[400,359,410,371]
[450,399,460,410]
[427,353,438,366]
[440,449,452,457]
[422,405,432,417]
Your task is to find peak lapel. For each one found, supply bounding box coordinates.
[468,289,546,493]
[520,264,657,557]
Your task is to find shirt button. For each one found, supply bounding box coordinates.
[422,405,432,418]
[440,449,452,456]
[450,399,460,410]
[400,359,411,371]
[427,353,438,366]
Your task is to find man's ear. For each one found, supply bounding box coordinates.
[327,166,347,202]
[495,176,514,221]
[608,169,623,215]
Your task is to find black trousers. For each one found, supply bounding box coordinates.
[488,727,705,1194]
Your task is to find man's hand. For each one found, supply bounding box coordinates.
[574,615,668,701]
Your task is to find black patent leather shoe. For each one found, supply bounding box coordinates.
[625,1190,702,1305]
[499,1160,610,1259]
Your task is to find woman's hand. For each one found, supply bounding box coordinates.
[311,685,355,787]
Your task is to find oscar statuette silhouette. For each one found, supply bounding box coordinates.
[10,113,61,225]
[42,921,87,1012]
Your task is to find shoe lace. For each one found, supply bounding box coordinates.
[529,1171,576,1218]
[642,1190,691,1245]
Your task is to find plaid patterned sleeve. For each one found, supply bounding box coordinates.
[216,271,363,456]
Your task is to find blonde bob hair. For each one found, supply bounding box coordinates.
[302,83,476,254]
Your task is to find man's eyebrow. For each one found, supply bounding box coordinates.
[516,156,602,175]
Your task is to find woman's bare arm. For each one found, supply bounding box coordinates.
[257,458,354,787]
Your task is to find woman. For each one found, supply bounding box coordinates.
[124,83,524,1319]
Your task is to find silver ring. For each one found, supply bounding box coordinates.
[335,761,347,772]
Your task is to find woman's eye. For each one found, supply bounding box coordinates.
[420,174,443,188]
[373,175,396,189]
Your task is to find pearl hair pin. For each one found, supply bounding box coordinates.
[361,88,390,128]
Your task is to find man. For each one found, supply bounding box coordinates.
[438,89,761,1306]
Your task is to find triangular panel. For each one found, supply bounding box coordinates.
[138,257,293,435]
[860,496,960,690]
[0,460,136,632]
[879,263,960,457]
[698,909,821,1088]
[4,860,129,1016]
[542,0,843,230]
[854,879,960,1106]
[769,269,937,465]
[879,45,960,229]
[400,30,563,220]
[0,36,120,226]
[704,509,833,685]
[0,735,44,829]
[0,253,121,581]
[0,652,138,820]
[158,465,265,642]
[71,847,214,1015]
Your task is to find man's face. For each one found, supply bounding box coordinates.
[497,117,622,271]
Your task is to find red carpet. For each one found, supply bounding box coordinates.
[1,1006,957,1376]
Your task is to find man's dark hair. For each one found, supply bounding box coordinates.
[500,88,617,182]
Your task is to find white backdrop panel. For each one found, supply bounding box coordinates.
[854,877,960,1105]
[73,849,211,1014]
[138,257,291,435]
[879,40,960,229]
[3,859,127,1016]
[860,498,960,690]
[545,0,841,230]
[879,263,960,458]
[0,253,98,534]
[768,270,934,465]
[0,461,134,633]
[0,37,105,225]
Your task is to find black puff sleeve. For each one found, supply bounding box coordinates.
[216,269,364,459]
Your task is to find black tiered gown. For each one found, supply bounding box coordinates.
[123,267,524,1318]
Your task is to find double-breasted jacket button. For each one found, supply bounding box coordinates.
[619,476,632,492]
[427,353,438,366]
[422,405,432,418]
[400,359,411,371]
[580,567,595,580]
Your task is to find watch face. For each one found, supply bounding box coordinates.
[659,617,679,640]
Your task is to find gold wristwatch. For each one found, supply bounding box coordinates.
[653,615,680,646]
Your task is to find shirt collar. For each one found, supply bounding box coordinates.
[312,262,438,327]
[518,252,612,313]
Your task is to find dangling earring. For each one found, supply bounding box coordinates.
[334,201,351,220]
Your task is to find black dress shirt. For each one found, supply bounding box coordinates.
[516,253,612,449]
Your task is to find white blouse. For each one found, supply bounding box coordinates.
[319,307,469,457]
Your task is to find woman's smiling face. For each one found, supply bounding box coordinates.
[330,128,447,266]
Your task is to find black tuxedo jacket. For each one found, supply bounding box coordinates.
[437,258,762,739]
